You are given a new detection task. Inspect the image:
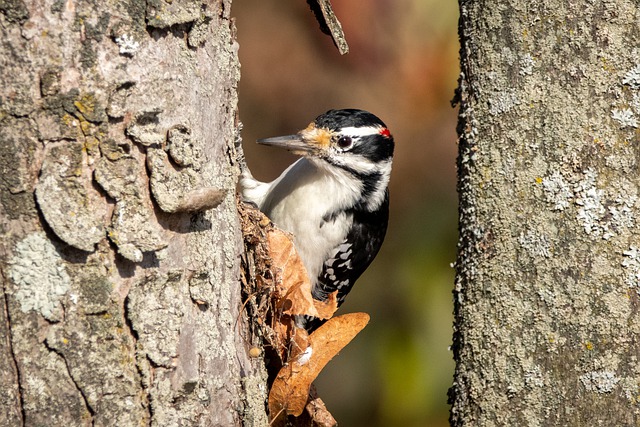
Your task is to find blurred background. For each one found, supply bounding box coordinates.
[234,1,459,425]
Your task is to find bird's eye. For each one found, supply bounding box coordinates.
[337,136,353,149]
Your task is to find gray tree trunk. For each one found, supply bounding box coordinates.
[451,1,640,425]
[0,0,268,425]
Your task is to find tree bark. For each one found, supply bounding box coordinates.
[0,0,268,425]
[451,1,640,425]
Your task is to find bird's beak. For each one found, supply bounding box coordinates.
[257,124,333,157]
[257,134,315,155]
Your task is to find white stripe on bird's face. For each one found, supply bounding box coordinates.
[338,126,386,137]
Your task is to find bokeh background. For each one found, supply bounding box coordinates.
[234,1,459,425]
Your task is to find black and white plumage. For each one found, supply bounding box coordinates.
[240,109,394,331]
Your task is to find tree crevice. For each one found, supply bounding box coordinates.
[42,339,95,424]
[123,294,152,421]
[2,273,25,427]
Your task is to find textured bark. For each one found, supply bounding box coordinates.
[451,1,640,425]
[0,0,268,425]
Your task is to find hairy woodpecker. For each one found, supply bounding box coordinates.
[240,109,394,331]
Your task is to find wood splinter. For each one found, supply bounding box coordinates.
[306,0,349,55]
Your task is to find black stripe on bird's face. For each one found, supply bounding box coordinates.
[313,109,388,131]
[348,133,394,163]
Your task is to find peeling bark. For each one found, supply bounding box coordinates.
[451,1,640,425]
[0,0,268,425]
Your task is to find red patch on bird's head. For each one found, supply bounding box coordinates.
[379,128,391,138]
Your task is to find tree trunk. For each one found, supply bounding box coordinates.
[0,0,268,425]
[450,1,640,425]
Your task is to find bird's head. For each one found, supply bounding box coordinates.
[258,109,394,176]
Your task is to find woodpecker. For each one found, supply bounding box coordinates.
[240,109,394,331]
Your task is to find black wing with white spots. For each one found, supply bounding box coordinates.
[312,191,390,305]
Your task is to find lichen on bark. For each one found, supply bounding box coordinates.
[1,0,267,424]
[451,1,640,425]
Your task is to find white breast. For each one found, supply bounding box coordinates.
[252,158,362,282]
